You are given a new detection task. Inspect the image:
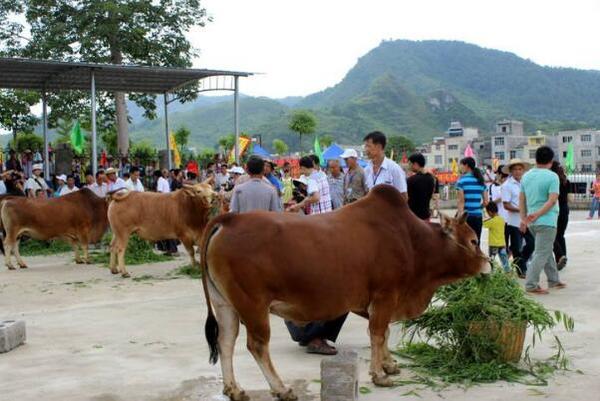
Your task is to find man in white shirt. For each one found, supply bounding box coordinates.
[215,164,230,190]
[24,163,49,198]
[157,169,171,193]
[58,175,79,196]
[87,171,108,198]
[106,167,127,193]
[363,131,407,199]
[125,166,145,192]
[501,159,534,277]
[287,156,332,214]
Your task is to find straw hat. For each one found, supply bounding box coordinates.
[105,167,118,175]
[501,159,530,175]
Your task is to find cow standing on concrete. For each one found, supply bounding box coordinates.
[1,188,109,270]
[107,181,215,278]
[200,185,489,401]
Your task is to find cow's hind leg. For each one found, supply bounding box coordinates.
[115,234,130,278]
[209,282,247,401]
[3,233,15,270]
[244,309,297,401]
[382,328,400,375]
[69,239,84,264]
[109,236,119,274]
[368,303,394,387]
[14,239,28,269]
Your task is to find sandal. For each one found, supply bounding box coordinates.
[526,287,549,295]
[306,339,338,355]
[557,257,567,271]
[549,282,567,290]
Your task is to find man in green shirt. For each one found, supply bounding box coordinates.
[520,146,566,294]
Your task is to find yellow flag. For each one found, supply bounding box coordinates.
[228,136,252,164]
[389,149,394,161]
[451,158,458,175]
[169,132,181,168]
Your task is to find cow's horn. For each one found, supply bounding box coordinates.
[202,176,214,186]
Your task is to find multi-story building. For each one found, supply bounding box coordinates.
[522,133,558,165]
[471,137,492,167]
[491,120,528,163]
[445,122,479,168]
[557,130,600,172]
[422,137,446,170]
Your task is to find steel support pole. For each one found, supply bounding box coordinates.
[234,76,240,164]
[91,71,98,175]
[164,93,172,169]
[42,92,49,178]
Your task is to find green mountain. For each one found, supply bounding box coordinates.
[130,40,600,151]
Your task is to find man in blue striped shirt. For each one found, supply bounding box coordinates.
[456,157,489,243]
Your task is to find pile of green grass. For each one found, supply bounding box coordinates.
[396,268,575,386]
[169,264,202,279]
[90,234,173,266]
[19,239,73,256]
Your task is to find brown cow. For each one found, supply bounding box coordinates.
[107,181,215,278]
[1,188,109,270]
[200,185,490,401]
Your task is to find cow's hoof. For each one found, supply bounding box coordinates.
[273,388,297,401]
[18,264,28,269]
[85,260,93,265]
[75,259,85,264]
[371,373,394,387]
[110,269,119,275]
[7,265,16,270]
[224,386,249,401]
[121,272,131,278]
[383,361,401,375]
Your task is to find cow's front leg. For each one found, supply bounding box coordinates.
[182,239,197,269]
[382,328,400,375]
[368,304,394,387]
[70,240,84,264]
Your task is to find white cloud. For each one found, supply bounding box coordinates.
[191,0,600,98]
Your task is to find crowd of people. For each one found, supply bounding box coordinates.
[1,131,578,352]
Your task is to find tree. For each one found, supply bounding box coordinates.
[288,110,317,150]
[9,132,43,153]
[54,119,74,145]
[320,134,334,149]
[197,148,216,167]
[130,141,158,164]
[0,89,39,147]
[217,134,236,153]
[387,135,415,160]
[3,0,211,159]
[101,129,118,158]
[174,126,191,154]
[272,139,289,155]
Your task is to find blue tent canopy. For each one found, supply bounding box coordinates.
[321,143,344,161]
[251,143,270,158]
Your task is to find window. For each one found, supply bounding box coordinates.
[529,150,536,159]
[581,134,592,142]
[582,164,593,172]
[502,126,507,133]
[562,136,573,143]
[448,144,459,150]
[563,151,567,158]
[434,155,443,164]
[510,150,517,159]
[435,145,440,151]
[581,149,592,157]
[598,147,600,156]
[494,152,505,160]
[494,137,505,146]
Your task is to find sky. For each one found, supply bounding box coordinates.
[192,0,600,98]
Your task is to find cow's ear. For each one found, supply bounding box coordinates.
[457,211,468,225]
[182,185,196,196]
[439,212,453,234]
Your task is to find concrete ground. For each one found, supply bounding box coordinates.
[1,211,599,401]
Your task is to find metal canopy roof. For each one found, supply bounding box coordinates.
[0,57,252,93]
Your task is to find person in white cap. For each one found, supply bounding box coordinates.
[106,167,127,193]
[340,148,368,204]
[24,163,49,198]
[58,175,79,196]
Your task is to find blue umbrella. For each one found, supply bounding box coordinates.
[251,144,271,158]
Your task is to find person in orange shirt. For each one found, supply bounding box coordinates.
[588,172,600,220]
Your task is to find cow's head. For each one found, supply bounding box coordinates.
[182,180,216,206]
[439,212,491,276]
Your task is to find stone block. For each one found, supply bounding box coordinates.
[0,320,26,353]
[321,348,359,401]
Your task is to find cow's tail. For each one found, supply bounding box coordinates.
[201,216,227,365]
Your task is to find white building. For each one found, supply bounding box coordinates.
[557,130,600,172]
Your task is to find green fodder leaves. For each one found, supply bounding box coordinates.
[169,264,202,279]
[396,267,574,387]
[19,239,73,256]
[90,234,173,266]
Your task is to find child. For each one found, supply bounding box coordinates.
[483,202,510,272]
